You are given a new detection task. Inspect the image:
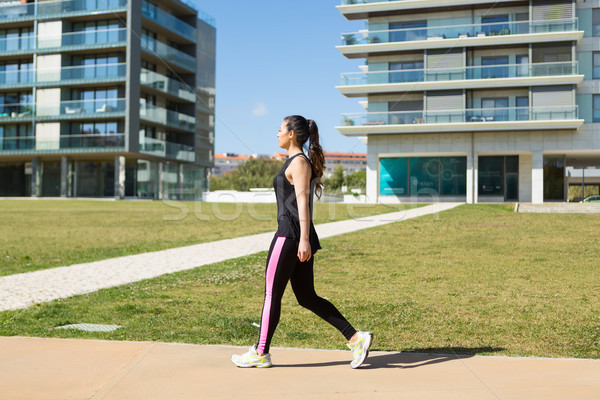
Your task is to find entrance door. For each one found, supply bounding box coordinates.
[544,156,565,201]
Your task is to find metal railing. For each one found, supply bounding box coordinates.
[340,61,579,85]
[341,106,579,126]
[341,18,578,45]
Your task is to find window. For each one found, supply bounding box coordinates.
[0,60,33,84]
[482,56,509,78]
[0,27,34,52]
[594,53,600,80]
[389,21,427,42]
[388,100,423,124]
[70,87,119,113]
[71,19,122,45]
[594,95,600,122]
[0,124,33,150]
[481,97,509,121]
[69,121,118,135]
[594,9,600,37]
[516,96,529,121]
[478,156,518,200]
[482,15,509,36]
[389,61,424,83]
[0,91,32,116]
[516,55,529,77]
[71,53,122,79]
[141,29,157,51]
[380,156,467,197]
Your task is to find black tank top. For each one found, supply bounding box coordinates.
[273,153,321,253]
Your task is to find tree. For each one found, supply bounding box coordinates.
[210,158,284,191]
[323,165,345,192]
[345,170,366,190]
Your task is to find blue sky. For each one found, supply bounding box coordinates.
[197,0,366,156]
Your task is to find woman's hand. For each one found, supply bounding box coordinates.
[297,238,312,262]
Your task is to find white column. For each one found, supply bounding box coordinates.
[60,156,68,198]
[114,156,125,200]
[466,148,474,204]
[531,151,544,204]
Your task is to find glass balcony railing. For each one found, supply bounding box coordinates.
[0,134,125,153]
[0,0,127,21]
[0,104,33,118]
[341,18,578,45]
[35,98,126,117]
[341,106,579,126]
[141,36,196,71]
[0,69,34,85]
[341,62,579,85]
[0,64,125,86]
[140,137,195,162]
[38,28,127,48]
[141,1,196,39]
[140,69,196,101]
[0,35,35,52]
[60,63,127,81]
[140,104,195,132]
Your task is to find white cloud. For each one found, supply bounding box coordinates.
[252,102,269,117]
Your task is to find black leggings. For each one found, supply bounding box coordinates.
[256,235,356,354]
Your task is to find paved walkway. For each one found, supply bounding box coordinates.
[0,203,461,311]
[1,336,599,400]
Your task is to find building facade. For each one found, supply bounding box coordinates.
[337,0,599,203]
[0,0,215,200]
[273,151,367,177]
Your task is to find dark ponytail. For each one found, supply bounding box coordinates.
[284,115,325,199]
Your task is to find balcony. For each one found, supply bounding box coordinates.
[0,134,125,155]
[142,1,196,41]
[0,0,127,22]
[0,63,126,89]
[36,98,126,119]
[0,35,35,55]
[338,0,532,21]
[140,69,196,102]
[141,36,196,72]
[338,19,581,58]
[139,137,195,162]
[0,69,35,89]
[139,104,195,132]
[38,28,127,52]
[338,106,583,135]
[338,62,582,96]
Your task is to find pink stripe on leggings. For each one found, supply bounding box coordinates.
[257,236,286,354]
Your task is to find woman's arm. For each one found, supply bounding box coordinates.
[288,157,312,262]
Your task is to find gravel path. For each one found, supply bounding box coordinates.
[0,203,461,311]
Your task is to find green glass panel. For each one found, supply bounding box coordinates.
[440,157,467,196]
[409,157,439,196]
[379,158,408,196]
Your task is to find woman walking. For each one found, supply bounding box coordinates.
[231,115,372,369]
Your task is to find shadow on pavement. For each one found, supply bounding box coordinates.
[276,347,504,369]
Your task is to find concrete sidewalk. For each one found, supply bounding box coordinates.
[1,336,598,400]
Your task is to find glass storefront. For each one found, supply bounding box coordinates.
[478,156,518,200]
[380,156,467,197]
[544,156,565,201]
[74,160,114,197]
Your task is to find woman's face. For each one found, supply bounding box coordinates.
[277,120,293,150]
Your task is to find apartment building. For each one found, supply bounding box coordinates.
[0,0,215,200]
[337,0,599,203]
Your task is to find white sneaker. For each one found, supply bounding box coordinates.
[347,331,372,369]
[231,346,272,368]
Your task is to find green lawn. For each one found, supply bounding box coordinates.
[0,199,419,276]
[1,204,599,359]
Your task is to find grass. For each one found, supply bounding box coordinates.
[0,199,420,276]
[1,204,599,359]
